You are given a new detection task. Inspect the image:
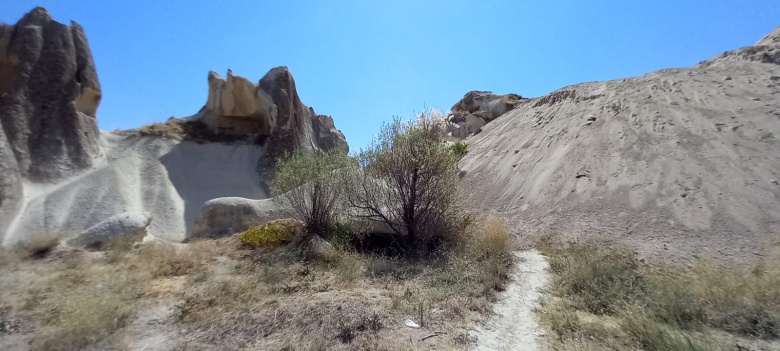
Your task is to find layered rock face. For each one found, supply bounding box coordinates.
[446,91,524,139]
[198,67,348,153]
[0,7,101,180]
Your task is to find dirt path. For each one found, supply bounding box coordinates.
[473,250,549,351]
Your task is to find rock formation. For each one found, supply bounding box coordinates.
[197,67,348,153]
[68,212,152,249]
[445,91,525,139]
[0,7,101,180]
[190,197,294,240]
[0,8,350,247]
[459,28,780,262]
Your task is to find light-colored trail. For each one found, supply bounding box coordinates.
[474,250,549,351]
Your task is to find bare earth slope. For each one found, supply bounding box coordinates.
[461,32,780,262]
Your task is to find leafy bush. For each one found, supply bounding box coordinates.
[447,141,468,159]
[274,150,353,237]
[239,219,303,248]
[344,112,461,257]
[327,221,354,251]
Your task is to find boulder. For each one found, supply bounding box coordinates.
[0,7,101,180]
[189,197,295,240]
[451,113,487,139]
[68,212,151,250]
[450,91,523,122]
[446,91,524,139]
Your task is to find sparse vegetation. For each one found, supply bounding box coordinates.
[139,118,262,143]
[239,218,304,248]
[539,241,780,350]
[15,233,60,259]
[1,110,516,350]
[33,273,135,351]
[273,150,353,237]
[448,140,468,159]
[344,111,461,257]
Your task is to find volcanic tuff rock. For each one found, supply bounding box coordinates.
[0,8,350,246]
[0,7,101,181]
[446,91,525,139]
[197,67,348,154]
[459,26,780,263]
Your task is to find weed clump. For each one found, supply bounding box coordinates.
[239,219,303,248]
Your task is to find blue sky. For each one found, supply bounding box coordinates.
[2,1,778,149]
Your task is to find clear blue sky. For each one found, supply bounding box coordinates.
[2,1,778,149]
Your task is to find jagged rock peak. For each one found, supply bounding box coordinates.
[756,26,780,46]
[197,66,348,153]
[0,6,101,180]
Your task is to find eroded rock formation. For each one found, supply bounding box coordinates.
[0,7,101,180]
[446,91,525,139]
[197,67,348,153]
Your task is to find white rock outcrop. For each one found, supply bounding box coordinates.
[68,212,151,249]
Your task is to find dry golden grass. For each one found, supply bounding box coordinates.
[0,217,517,351]
[139,118,185,140]
[539,241,780,351]
[13,233,61,260]
[32,274,135,351]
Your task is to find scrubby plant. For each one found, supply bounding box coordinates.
[447,141,468,159]
[274,150,353,237]
[344,111,461,256]
[239,219,303,248]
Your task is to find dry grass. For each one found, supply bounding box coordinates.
[32,272,135,351]
[139,118,185,140]
[13,233,61,260]
[0,239,220,351]
[539,241,780,351]
[167,217,514,349]
[0,217,516,350]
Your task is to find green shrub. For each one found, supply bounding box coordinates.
[327,221,354,251]
[239,219,303,248]
[448,141,468,159]
[344,112,461,257]
[273,150,353,237]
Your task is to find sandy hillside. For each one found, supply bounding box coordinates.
[460,29,780,262]
[3,131,267,246]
